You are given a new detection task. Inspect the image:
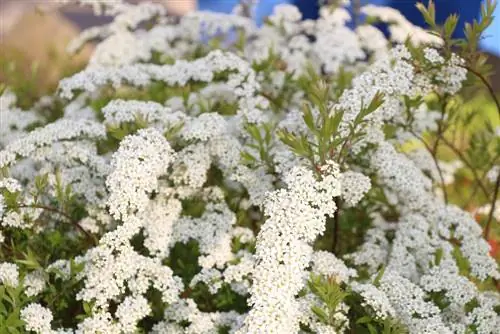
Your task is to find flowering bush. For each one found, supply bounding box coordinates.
[1,0,499,333]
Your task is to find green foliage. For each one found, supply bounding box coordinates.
[278,72,384,169]
[308,274,349,327]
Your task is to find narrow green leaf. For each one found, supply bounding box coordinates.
[311,305,329,324]
[373,265,386,287]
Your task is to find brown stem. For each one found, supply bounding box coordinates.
[464,183,481,209]
[438,135,490,199]
[484,174,499,239]
[464,155,499,208]
[462,65,500,118]
[332,198,341,254]
[17,204,96,245]
[409,130,449,203]
[460,65,500,240]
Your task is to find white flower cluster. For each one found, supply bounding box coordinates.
[106,128,175,220]
[23,270,46,297]
[340,171,371,207]
[20,303,54,334]
[0,119,106,169]
[0,262,19,287]
[1,1,498,333]
[240,162,341,333]
[351,282,395,319]
[361,5,442,46]
[379,271,452,333]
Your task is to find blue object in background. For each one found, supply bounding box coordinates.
[198,0,292,25]
[197,0,499,55]
[389,0,499,55]
[391,0,479,39]
[480,0,500,55]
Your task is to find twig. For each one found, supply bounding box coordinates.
[438,135,490,199]
[464,155,500,208]
[17,204,96,245]
[484,174,499,239]
[462,65,500,118]
[460,65,500,239]
[332,198,341,254]
[409,130,449,203]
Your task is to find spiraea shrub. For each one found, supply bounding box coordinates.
[1,0,499,333]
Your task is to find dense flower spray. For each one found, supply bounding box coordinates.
[1,0,499,333]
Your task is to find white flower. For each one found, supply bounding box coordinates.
[311,251,357,283]
[352,282,395,319]
[240,163,341,333]
[231,165,275,207]
[76,311,120,334]
[0,195,5,219]
[101,99,185,127]
[486,166,499,183]
[21,303,53,334]
[380,271,452,333]
[340,171,371,206]
[106,128,175,220]
[0,262,19,287]
[115,295,151,333]
[47,260,72,280]
[23,270,46,297]
[0,120,106,169]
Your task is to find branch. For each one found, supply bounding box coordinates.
[462,65,500,118]
[460,64,500,240]
[484,174,499,239]
[464,154,500,208]
[332,197,342,254]
[438,135,490,199]
[409,130,449,203]
[17,204,97,245]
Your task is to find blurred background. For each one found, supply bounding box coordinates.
[1,0,498,101]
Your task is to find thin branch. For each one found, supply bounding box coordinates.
[17,204,96,245]
[462,65,500,118]
[464,155,500,208]
[409,130,449,203]
[332,197,342,254]
[464,183,481,209]
[438,135,490,199]
[459,64,500,240]
[484,174,499,239]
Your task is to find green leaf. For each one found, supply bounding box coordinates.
[302,103,317,133]
[373,265,385,287]
[383,317,409,334]
[278,129,313,159]
[367,323,378,334]
[356,316,373,325]
[34,173,49,193]
[246,124,263,143]
[83,302,92,315]
[355,92,384,126]
[311,305,329,324]
[308,274,349,315]
[434,248,444,266]
[241,151,257,163]
[416,0,436,28]
[327,109,344,138]
[443,14,459,40]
